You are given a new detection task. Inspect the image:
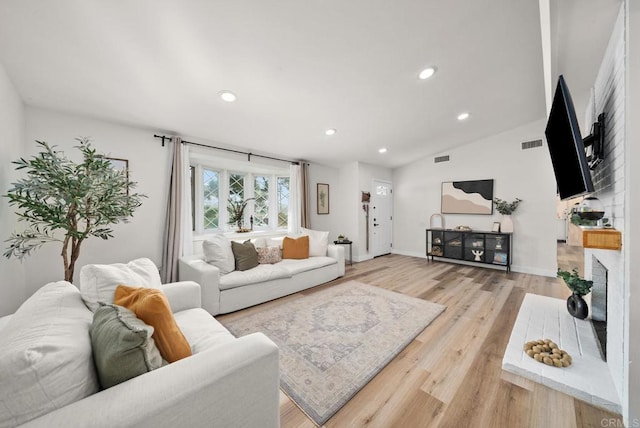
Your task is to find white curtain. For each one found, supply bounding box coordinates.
[180,144,192,257]
[289,164,302,234]
[161,138,192,283]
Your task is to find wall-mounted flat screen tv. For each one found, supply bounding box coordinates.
[544,75,594,200]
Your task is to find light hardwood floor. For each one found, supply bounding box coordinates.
[220,250,621,427]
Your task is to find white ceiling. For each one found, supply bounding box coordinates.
[0,1,620,168]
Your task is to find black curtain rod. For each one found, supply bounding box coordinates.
[153,134,299,165]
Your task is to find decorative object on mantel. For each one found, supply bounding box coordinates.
[227,197,254,232]
[558,268,593,319]
[3,139,145,281]
[571,196,610,227]
[429,213,444,229]
[523,339,572,367]
[493,197,522,233]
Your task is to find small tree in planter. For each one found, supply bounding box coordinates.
[558,268,593,319]
[4,139,145,281]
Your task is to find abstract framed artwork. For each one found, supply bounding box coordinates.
[317,183,329,215]
[441,179,494,215]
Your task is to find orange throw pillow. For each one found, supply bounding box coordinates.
[113,285,192,363]
[282,236,310,259]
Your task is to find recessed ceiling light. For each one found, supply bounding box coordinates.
[378,148,388,154]
[325,128,336,136]
[457,112,470,121]
[219,91,237,102]
[418,67,436,80]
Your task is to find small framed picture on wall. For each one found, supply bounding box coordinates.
[317,183,329,214]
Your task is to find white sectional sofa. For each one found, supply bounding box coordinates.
[0,259,280,428]
[179,237,345,316]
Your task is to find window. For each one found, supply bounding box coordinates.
[277,177,289,228]
[191,162,290,234]
[253,176,269,226]
[203,169,220,229]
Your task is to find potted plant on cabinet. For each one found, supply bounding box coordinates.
[493,197,522,233]
[4,139,145,281]
[557,268,593,319]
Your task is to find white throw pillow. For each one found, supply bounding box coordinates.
[79,258,162,312]
[301,227,329,257]
[0,281,99,427]
[202,234,235,274]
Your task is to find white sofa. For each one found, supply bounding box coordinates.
[179,240,345,316]
[0,260,280,428]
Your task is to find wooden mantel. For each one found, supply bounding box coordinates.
[566,223,622,250]
[582,228,622,250]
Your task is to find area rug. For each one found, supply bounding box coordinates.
[221,280,446,425]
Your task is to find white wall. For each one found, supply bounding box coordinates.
[625,0,640,424]
[21,107,170,295]
[306,161,393,262]
[392,119,558,276]
[0,63,26,316]
[308,162,341,240]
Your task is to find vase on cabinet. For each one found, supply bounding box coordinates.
[500,215,514,233]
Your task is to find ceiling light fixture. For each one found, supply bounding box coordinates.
[418,67,436,80]
[219,90,237,102]
[378,148,388,154]
[457,112,470,121]
[325,128,336,136]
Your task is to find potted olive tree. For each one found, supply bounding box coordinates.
[557,268,593,319]
[4,139,145,281]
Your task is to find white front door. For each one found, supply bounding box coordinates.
[372,179,393,257]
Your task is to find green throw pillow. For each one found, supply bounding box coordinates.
[231,240,259,271]
[90,303,164,389]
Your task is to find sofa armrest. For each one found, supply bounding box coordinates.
[161,281,202,312]
[327,244,346,277]
[178,255,221,316]
[23,333,280,428]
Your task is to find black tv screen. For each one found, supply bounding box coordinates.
[545,75,594,200]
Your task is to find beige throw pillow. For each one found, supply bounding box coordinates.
[203,234,235,274]
[301,227,329,257]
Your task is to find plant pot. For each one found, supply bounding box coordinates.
[500,215,514,233]
[566,293,589,319]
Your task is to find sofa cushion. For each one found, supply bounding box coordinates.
[79,258,162,312]
[0,281,99,427]
[231,240,259,271]
[203,234,235,274]
[174,308,236,353]
[219,264,292,290]
[90,303,164,389]
[114,285,192,363]
[282,235,309,259]
[257,246,282,264]
[277,256,337,275]
[301,227,329,256]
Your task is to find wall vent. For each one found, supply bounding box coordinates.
[434,155,450,163]
[521,139,543,150]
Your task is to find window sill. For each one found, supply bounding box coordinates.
[193,229,288,242]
